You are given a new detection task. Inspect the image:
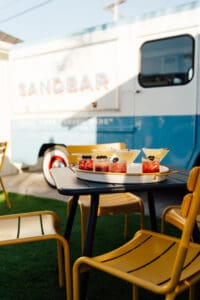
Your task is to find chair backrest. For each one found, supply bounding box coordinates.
[180,193,193,217]
[168,166,200,290]
[67,142,126,165]
[0,142,8,171]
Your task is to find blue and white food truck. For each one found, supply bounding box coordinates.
[2,1,200,185]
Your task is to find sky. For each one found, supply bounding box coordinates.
[0,0,194,43]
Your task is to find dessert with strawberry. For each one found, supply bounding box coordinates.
[79,155,93,171]
[142,156,160,173]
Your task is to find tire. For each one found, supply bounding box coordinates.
[43,145,69,187]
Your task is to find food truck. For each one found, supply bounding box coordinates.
[3,1,200,184]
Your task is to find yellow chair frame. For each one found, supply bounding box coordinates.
[161,190,196,233]
[161,206,186,233]
[0,210,72,300]
[67,143,144,252]
[0,142,11,208]
[73,167,200,300]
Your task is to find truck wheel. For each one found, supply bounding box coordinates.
[43,146,69,187]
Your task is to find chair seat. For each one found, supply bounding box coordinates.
[0,212,57,242]
[0,210,72,300]
[75,229,200,295]
[78,193,143,215]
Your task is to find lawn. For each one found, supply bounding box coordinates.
[0,193,199,300]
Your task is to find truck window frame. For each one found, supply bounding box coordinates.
[138,34,195,88]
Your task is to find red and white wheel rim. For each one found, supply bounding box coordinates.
[43,148,68,187]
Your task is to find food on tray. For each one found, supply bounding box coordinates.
[109,157,127,173]
[94,155,110,172]
[78,152,127,173]
[142,147,169,161]
[142,156,160,173]
[78,155,93,171]
[78,148,140,173]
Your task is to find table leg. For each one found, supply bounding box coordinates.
[80,193,100,300]
[64,195,79,240]
[147,190,157,231]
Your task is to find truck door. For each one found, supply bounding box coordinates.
[133,33,197,168]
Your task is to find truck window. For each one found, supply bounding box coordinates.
[139,35,194,87]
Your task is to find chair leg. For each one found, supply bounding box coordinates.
[73,259,81,300]
[68,198,88,253]
[80,205,89,253]
[124,214,129,238]
[57,240,64,287]
[165,292,176,300]
[161,217,167,233]
[140,208,145,229]
[132,284,138,300]
[0,177,11,208]
[189,285,195,300]
[58,236,72,300]
[67,197,73,216]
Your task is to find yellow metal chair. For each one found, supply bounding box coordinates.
[0,141,11,208]
[0,210,72,300]
[67,143,144,252]
[73,167,200,300]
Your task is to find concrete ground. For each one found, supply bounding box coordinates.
[2,170,68,202]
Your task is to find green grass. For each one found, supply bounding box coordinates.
[0,193,199,299]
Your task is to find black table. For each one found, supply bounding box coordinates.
[51,166,189,300]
